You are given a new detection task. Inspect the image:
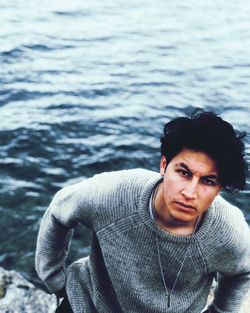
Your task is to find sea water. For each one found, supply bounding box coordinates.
[0,0,249,287]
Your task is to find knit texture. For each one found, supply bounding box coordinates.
[35,169,250,313]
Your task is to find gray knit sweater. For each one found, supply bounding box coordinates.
[35,169,250,313]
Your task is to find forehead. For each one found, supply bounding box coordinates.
[172,148,218,175]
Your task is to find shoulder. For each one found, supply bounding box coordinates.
[211,195,249,234]
[199,195,249,247]
[199,196,250,273]
[88,168,160,196]
[93,168,159,183]
[84,168,161,229]
[55,169,158,199]
[205,195,250,257]
[96,168,160,199]
[51,169,159,222]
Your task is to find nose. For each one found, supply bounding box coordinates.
[181,180,198,199]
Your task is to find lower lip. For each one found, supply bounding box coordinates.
[175,202,196,213]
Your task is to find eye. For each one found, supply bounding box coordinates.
[177,169,191,177]
[202,177,217,186]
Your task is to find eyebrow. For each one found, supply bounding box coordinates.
[175,162,219,180]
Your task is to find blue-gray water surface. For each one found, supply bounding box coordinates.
[1,0,250,288]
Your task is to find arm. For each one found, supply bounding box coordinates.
[35,177,97,294]
[206,219,250,312]
[205,271,250,313]
[202,196,250,313]
[35,169,144,294]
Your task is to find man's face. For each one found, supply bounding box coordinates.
[159,148,221,226]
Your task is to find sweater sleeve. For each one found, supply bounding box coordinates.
[209,271,250,313]
[35,169,154,294]
[207,199,250,312]
[35,171,121,293]
[35,177,96,293]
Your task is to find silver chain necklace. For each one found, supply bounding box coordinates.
[152,183,199,308]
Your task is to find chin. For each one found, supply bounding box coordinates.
[171,211,197,224]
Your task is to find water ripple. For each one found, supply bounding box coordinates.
[0,0,250,287]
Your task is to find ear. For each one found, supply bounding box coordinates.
[160,156,167,176]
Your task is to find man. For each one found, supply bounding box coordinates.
[35,111,250,313]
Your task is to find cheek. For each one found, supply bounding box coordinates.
[163,177,181,199]
[200,189,219,207]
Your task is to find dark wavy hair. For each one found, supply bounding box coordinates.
[160,111,248,191]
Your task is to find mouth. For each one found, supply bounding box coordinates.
[175,201,196,212]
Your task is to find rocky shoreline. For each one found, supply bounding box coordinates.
[0,266,249,312]
[0,267,57,313]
